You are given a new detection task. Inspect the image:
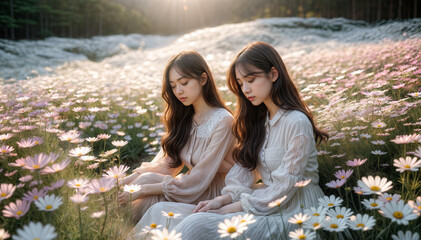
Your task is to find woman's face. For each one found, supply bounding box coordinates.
[169,67,204,106]
[235,65,277,106]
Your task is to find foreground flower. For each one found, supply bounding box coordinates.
[0,228,10,240]
[362,198,384,210]
[378,193,401,204]
[13,222,56,240]
[288,213,310,225]
[391,230,420,240]
[408,196,421,216]
[322,217,348,232]
[217,216,248,239]
[348,214,376,231]
[161,211,181,219]
[2,200,30,219]
[302,216,323,230]
[390,134,420,144]
[326,206,353,220]
[268,195,287,208]
[318,195,343,208]
[70,193,89,204]
[151,228,182,240]
[393,156,421,173]
[326,179,347,189]
[357,176,393,195]
[237,213,256,226]
[23,153,59,171]
[334,169,354,179]
[41,158,71,174]
[35,194,63,211]
[289,228,316,240]
[87,178,116,193]
[0,184,16,201]
[380,200,418,225]
[103,165,129,180]
[22,188,47,202]
[69,147,92,157]
[123,184,141,194]
[111,140,128,147]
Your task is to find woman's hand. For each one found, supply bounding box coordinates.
[206,201,243,214]
[193,195,232,213]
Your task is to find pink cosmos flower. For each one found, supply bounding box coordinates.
[103,165,129,180]
[0,183,16,201]
[326,179,347,189]
[346,159,367,167]
[40,158,71,175]
[393,157,421,173]
[67,179,90,190]
[97,134,111,140]
[17,138,37,148]
[70,193,89,204]
[9,158,27,167]
[390,134,421,144]
[19,175,34,183]
[86,178,116,194]
[0,145,14,155]
[69,147,91,157]
[23,153,59,171]
[58,130,80,142]
[0,133,13,140]
[22,188,48,202]
[44,179,65,191]
[334,169,354,179]
[2,200,30,219]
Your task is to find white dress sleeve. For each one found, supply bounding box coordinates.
[134,148,183,177]
[221,164,257,202]
[240,118,315,215]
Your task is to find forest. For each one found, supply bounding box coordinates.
[1,0,419,40]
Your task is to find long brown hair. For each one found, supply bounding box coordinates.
[227,41,328,170]
[161,50,228,168]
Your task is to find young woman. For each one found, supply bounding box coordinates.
[138,41,328,239]
[118,50,235,223]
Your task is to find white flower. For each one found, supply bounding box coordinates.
[217,216,248,239]
[357,176,393,195]
[289,228,316,240]
[70,193,89,204]
[91,211,105,218]
[304,206,328,218]
[393,156,421,173]
[111,140,128,147]
[161,211,181,219]
[268,195,287,208]
[236,213,256,226]
[302,216,323,230]
[362,198,384,210]
[348,214,376,231]
[391,230,420,240]
[0,228,10,240]
[288,213,310,225]
[123,184,141,193]
[151,228,182,240]
[322,217,348,232]
[326,206,353,220]
[13,222,57,240]
[408,196,421,216]
[34,194,63,211]
[318,195,343,208]
[103,165,129,180]
[69,147,91,157]
[380,200,418,225]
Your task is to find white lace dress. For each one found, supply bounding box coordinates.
[127,108,235,223]
[134,109,325,240]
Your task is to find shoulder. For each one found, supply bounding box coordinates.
[197,108,233,137]
[209,108,233,124]
[282,110,313,134]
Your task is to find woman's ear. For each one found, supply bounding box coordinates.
[270,67,279,83]
[200,72,208,86]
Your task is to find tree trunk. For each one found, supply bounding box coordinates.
[377,0,382,20]
[398,0,402,18]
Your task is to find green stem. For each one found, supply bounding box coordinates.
[79,205,83,238]
[376,222,393,240]
[101,193,108,237]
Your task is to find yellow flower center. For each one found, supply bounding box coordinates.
[168,212,174,217]
[328,203,334,206]
[241,220,246,223]
[313,213,320,216]
[298,235,306,239]
[377,124,381,127]
[393,211,403,219]
[336,215,344,219]
[1,193,6,197]
[100,187,106,192]
[17,211,23,215]
[78,153,83,156]
[34,238,40,240]
[46,205,53,210]
[296,220,303,224]
[129,189,135,192]
[330,224,338,229]
[341,176,345,179]
[150,223,157,228]
[33,165,40,169]
[67,138,72,141]
[356,223,365,228]
[417,206,421,210]
[1,150,6,153]
[370,186,380,191]
[313,223,320,227]
[404,165,411,168]
[114,175,118,178]
[75,184,81,187]
[227,227,237,234]
[35,141,39,144]
[371,203,378,207]
[33,196,39,200]
[386,197,392,201]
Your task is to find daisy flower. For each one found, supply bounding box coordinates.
[391,134,420,144]
[348,214,376,231]
[161,211,181,219]
[391,230,420,240]
[268,195,288,208]
[41,158,71,174]
[322,217,348,232]
[19,175,33,183]
[304,206,328,218]
[0,228,10,240]
[80,155,97,161]
[8,158,27,167]
[70,193,89,204]
[0,184,16,201]
[103,165,129,180]
[288,213,310,225]
[111,140,128,147]
[371,140,385,145]
[35,194,63,211]
[12,222,56,240]
[318,195,343,208]
[87,178,115,194]
[408,196,421,216]
[17,138,37,148]
[151,228,182,240]
[346,158,367,167]
[46,179,66,191]
[362,198,384,210]
[371,150,387,155]
[0,133,13,141]
[372,120,386,128]
[69,147,92,157]
[289,228,316,240]
[123,184,141,194]
[217,216,248,239]
[302,216,323,230]
[22,188,47,202]
[91,211,105,218]
[142,223,162,232]
[237,213,256,226]
[326,179,347,189]
[100,149,118,157]
[357,176,393,195]
[326,206,353,220]
[23,153,59,171]
[0,145,14,155]
[97,134,111,140]
[2,200,30,219]
[380,200,418,225]
[393,156,421,172]
[59,130,80,142]
[378,193,401,204]
[334,169,354,179]
[85,137,99,143]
